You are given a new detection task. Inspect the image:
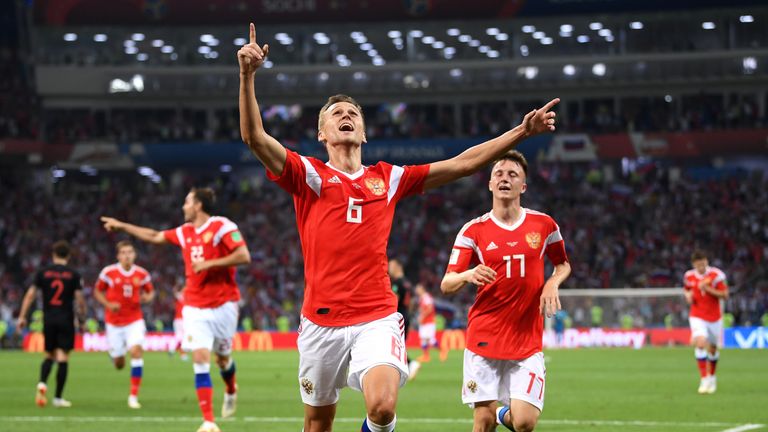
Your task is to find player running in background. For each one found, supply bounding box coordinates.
[414,284,438,363]
[94,240,155,409]
[101,187,251,432]
[238,23,558,432]
[388,259,419,379]
[441,151,571,432]
[171,284,189,361]
[17,241,87,408]
[683,250,729,394]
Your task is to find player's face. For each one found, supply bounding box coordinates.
[317,102,367,148]
[182,192,197,222]
[489,160,527,200]
[117,246,136,267]
[693,258,708,274]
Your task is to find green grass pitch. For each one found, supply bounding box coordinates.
[0,347,766,432]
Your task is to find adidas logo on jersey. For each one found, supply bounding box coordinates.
[486,242,498,251]
[328,175,341,184]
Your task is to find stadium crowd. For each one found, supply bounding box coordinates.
[1,161,766,342]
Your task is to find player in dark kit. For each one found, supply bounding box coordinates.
[388,259,421,379]
[18,241,87,408]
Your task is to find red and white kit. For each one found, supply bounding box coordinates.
[96,264,154,358]
[269,149,429,405]
[164,216,246,354]
[446,209,568,411]
[684,266,727,344]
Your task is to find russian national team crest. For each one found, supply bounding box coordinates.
[202,232,213,243]
[300,377,314,395]
[133,277,141,285]
[466,380,478,393]
[364,177,387,196]
[526,232,542,249]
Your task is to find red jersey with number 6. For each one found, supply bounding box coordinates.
[683,266,727,321]
[446,209,568,360]
[95,264,153,326]
[268,149,429,327]
[163,216,246,308]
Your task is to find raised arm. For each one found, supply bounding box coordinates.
[192,245,251,274]
[424,98,559,191]
[100,217,167,244]
[16,285,37,329]
[238,23,287,175]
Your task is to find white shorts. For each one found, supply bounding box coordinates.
[462,350,546,412]
[419,323,437,343]
[173,318,184,341]
[689,317,722,346]
[182,302,238,355]
[297,312,408,406]
[106,319,146,358]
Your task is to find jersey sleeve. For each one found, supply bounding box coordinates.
[140,271,154,293]
[388,164,430,203]
[266,149,317,197]
[712,269,728,291]
[543,219,568,265]
[74,272,83,291]
[214,219,246,252]
[96,269,112,292]
[163,226,183,247]
[33,270,44,289]
[446,223,478,274]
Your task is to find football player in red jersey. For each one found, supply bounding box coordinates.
[441,151,571,432]
[94,241,155,409]
[238,23,558,432]
[683,250,729,394]
[101,187,251,432]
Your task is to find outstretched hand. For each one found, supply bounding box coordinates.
[238,23,270,76]
[521,98,560,137]
[101,216,124,232]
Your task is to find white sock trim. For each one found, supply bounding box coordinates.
[130,358,144,367]
[193,362,211,374]
[694,348,707,359]
[707,351,719,361]
[366,415,397,432]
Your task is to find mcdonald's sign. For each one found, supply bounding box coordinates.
[439,330,466,361]
[235,331,274,351]
[24,333,46,353]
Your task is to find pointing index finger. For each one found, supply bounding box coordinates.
[542,97,561,112]
[249,22,256,45]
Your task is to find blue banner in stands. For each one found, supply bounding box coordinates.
[723,327,768,349]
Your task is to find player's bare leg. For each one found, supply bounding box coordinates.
[496,399,541,432]
[52,349,72,408]
[706,343,719,394]
[693,336,710,394]
[215,353,237,418]
[471,401,498,432]
[303,403,336,432]
[128,345,144,408]
[192,348,219,432]
[36,351,55,407]
[360,365,399,432]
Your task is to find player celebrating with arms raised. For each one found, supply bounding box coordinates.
[101,187,251,432]
[683,250,729,394]
[94,241,155,409]
[441,151,571,432]
[238,23,558,432]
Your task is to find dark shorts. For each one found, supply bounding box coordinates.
[44,322,75,352]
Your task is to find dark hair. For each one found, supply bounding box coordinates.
[116,240,134,252]
[52,240,71,259]
[191,187,216,214]
[494,150,529,178]
[318,94,364,131]
[691,250,708,262]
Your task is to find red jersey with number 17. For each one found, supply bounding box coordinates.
[446,209,568,360]
[268,149,429,327]
[95,264,153,326]
[683,266,727,321]
[163,216,246,309]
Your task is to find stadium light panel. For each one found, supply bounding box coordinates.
[275,33,289,40]
[372,57,385,66]
[234,37,246,45]
[170,53,178,61]
[486,27,500,36]
[409,30,424,38]
[630,21,644,30]
[520,44,529,56]
[469,40,481,47]
[605,35,615,42]
[478,45,490,53]
[124,40,135,47]
[207,38,220,46]
[263,60,274,68]
[125,46,139,54]
[541,37,553,45]
[598,29,612,37]
[559,31,572,38]
[138,166,154,176]
[433,41,445,49]
[589,22,603,30]
[495,33,509,41]
[350,31,364,39]
[63,33,77,42]
[136,53,148,61]
[458,35,471,43]
[150,174,162,183]
[220,165,232,173]
[444,47,456,56]
[161,45,173,54]
[353,71,367,80]
[200,34,213,43]
[367,49,378,57]
[388,30,402,38]
[422,36,436,44]
[276,73,287,81]
[319,72,329,81]
[52,169,66,178]
[533,31,545,40]
[702,22,716,30]
[743,56,757,73]
[447,28,460,36]
[522,25,535,33]
[664,95,673,103]
[353,35,367,44]
[207,51,219,59]
[487,50,500,58]
[739,15,754,23]
[449,68,462,78]
[360,43,373,50]
[93,34,107,42]
[151,39,164,48]
[560,24,574,33]
[577,35,590,43]
[518,66,538,80]
[198,46,211,54]
[131,33,145,41]
[393,38,403,45]
[563,64,576,76]
[592,63,606,76]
